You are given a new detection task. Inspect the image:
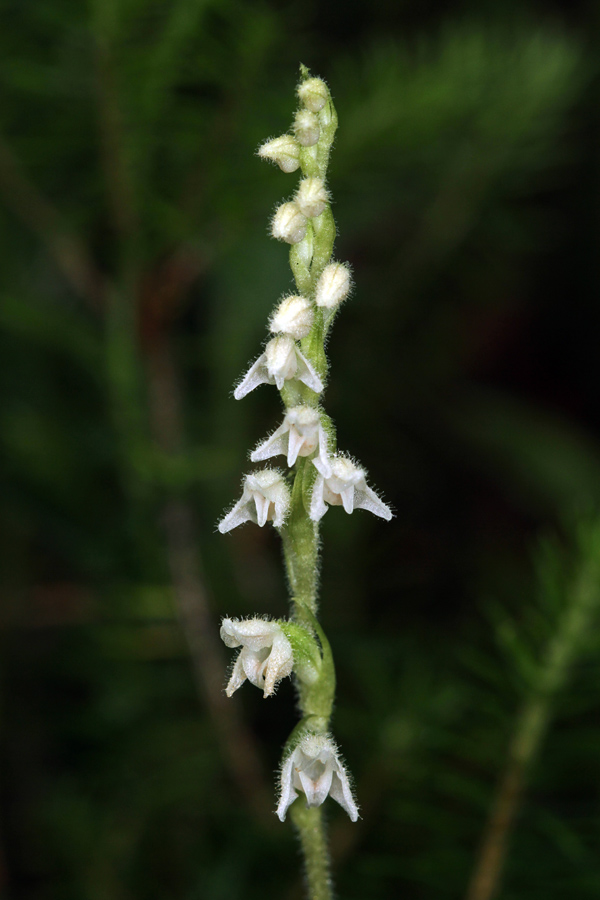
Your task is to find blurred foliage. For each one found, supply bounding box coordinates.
[2,0,600,898]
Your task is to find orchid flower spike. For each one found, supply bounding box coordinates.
[218,469,290,533]
[310,455,392,523]
[277,733,358,822]
[234,335,323,399]
[251,405,331,475]
[220,618,293,697]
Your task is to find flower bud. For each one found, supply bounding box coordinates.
[295,177,329,219]
[258,135,301,173]
[315,262,351,309]
[271,202,307,244]
[293,109,320,146]
[269,295,314,339]
[297,77,328,112]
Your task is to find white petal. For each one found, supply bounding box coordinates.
[241,648,268,689]
[294,348,324,393]
[277,755,298,821]
[226,618,280,651]
[251,423,289,462]
[309,473,328,523]
[287,426,306,466]
[300,764,334,808]
[225,653,247,697]
[312,456,331,478]
[218,497,255,533]
[354,485,393,521]
[339,486,355,515]
[329,770,359,821]
[316,425,332,478]
[234,354,270,400]
[263,633,294,696]
[254,493,271,527]
[220,619,243,648]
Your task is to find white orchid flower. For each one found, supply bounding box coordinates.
[310,455,392,523]
[218,469,290,533]
[234,335,323,400]
[277,733,358,822]
[251,405,331,475]
[220,618,293,698]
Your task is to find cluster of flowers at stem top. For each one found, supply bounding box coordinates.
[217,68,392,824]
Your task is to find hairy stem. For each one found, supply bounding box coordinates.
[278,71,340,900]
[291,804,333,900]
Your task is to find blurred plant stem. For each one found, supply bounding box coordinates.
[466,528,600,900]
[0,138,104,307]
[146,338,273,823]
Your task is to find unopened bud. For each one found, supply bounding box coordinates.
[271,202,307,244]
[258,135,301,173]
[293,109,320,146]
[297,77,328,112]
[295,177,329,219]
[270,295,314,339]
[315,262,351,309]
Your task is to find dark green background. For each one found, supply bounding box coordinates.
[2,1,600,897]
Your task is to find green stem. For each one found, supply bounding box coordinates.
[281,460,320,618]
[290,805,333,900]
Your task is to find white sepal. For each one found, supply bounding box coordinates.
[234,336,323,399]
[277,733,358,822]
[310,455,392,523]
[271,202,307,244]
[251,405,331,474]
[293,109,320,146]
[295,177,329,219]
[220,618,293,697]
[258,135,301,173]
[218,469,290,533]
[297,77,328,112]
[315,262,351,310]
[269,295,314,340]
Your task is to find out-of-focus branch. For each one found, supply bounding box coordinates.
[146,325,273,825]
[0,138,104,308]
[466,541,600,900]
